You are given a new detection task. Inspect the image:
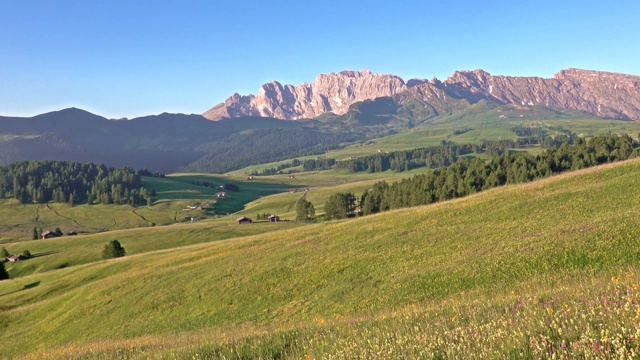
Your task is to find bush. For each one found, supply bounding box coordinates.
[22,250,32,259]
[0,261,8,280]
[102,240,126,259]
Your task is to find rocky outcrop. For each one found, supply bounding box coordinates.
[203,70,407,120]
[204,68,640,121]
[439,68,640,120]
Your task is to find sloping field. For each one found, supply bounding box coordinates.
[0,200,193,242]
[2,159,640,358]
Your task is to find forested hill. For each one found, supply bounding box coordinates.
[0,160,153,205]
[0,108,373,173]
[322,134,637,220]
[181,128,362,173]
[0,109,317,173]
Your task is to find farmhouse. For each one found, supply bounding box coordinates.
[267,214,280,222]
[237,216,253,224]
[6,255,24,262]
[215,192,226,198]
[41,230,60,239]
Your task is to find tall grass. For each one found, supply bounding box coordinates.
[2,159,640,358]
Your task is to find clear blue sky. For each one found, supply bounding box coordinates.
[1,0,638,119]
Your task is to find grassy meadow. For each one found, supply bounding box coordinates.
[0,199,193,242]
[0,174,299,242]
[2,159,640,358]
[229,110,640,178]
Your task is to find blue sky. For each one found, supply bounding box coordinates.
[1,0,638,119]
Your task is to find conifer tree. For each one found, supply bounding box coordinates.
[0,261,9,280]
[102,240,126,259]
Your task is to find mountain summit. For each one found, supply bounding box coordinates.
[203,70,407,120]
[204,68,640,121]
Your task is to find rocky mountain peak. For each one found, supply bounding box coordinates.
[203,70,407,120]
[204,68,640,122]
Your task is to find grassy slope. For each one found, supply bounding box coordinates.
[0,175,298,242]
[2,159,640,357]
[0,199,192,242]
[0,216,307,279]
[231,114,640,176]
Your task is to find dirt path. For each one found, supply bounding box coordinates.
[286,190,308,212]
[132,209,153,224]
[45,204,81,226]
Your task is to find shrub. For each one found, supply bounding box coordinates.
[102,240,126,259]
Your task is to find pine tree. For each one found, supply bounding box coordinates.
[102,240,126,259]
[32,227,39,240]
[0,261,9,280]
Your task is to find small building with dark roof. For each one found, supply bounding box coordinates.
[41,230,60,239]
[237,216,253,224]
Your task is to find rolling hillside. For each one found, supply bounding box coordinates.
[2,159,640,358]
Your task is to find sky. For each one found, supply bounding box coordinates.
[1,0,639,119]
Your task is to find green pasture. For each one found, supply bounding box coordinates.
[161,174,293,215]
[230,111,640,178]
[0,215,306,279]
[3,159,640,357]
[0,199,198,242]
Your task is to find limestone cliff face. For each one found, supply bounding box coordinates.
[204,68,640,121]
[203,70,407,120]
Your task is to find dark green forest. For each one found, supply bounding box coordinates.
[0,160,154,205]
[324,134,637,219]
[182,128,362,174]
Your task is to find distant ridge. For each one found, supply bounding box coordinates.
[204,68,640,121]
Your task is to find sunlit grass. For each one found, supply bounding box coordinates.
[2,160,640,357]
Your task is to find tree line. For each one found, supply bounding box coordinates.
[0,160,155,206]
[323,134,637,219]
[250,131,576,176]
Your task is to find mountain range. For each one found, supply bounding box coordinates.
[1,68,639,173]
[204,68,640,121]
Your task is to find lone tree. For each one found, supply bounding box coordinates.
[102,240,126,259]
[0,261,9,280]
[295,198,315,220]
[32,227,39,240]
[1,247,9,258]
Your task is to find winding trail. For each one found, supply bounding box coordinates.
[45,204,81,226]
[286,190,309,212]
[132,209,152,224]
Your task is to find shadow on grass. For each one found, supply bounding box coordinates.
[31,250,59,258]
[0,280,41,299]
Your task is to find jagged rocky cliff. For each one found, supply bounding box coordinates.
[203,70,407,120]
[204,68,640,121]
